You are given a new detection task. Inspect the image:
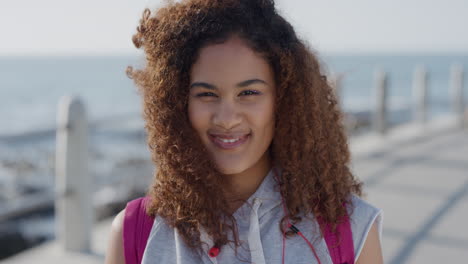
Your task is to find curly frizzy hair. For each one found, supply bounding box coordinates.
[127,0,362,254]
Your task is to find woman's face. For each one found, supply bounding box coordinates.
[188,35,275,175]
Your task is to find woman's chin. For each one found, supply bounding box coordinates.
[215,163,247,176]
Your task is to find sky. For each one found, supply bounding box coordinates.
[1,0,467,56]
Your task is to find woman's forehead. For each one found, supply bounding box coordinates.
[190,35,274,86]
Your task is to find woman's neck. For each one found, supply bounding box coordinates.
[224,152,271,213]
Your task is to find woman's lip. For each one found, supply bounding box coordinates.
[208,134,250,150]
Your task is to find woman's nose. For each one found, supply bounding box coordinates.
[212,100,242,130]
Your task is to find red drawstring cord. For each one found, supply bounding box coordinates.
[296,229,322,264]
[274,168,322,264]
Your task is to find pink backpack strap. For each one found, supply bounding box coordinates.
[123,197,155,264]
[319,214,355,264]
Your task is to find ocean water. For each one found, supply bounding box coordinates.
[323,54,468,114]
[1,54,466,188]
[1,54,467,138]
[1,54,467,195]
[0,56,144,136]
[0,54,467,194]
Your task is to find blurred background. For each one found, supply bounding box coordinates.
[0,0,467,263]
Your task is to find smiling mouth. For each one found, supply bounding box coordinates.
[208,134,250,150]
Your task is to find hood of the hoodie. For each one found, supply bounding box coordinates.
[199,167,284,264]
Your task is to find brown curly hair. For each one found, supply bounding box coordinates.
[127,0,362,256]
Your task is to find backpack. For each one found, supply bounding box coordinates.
[123,197,355,264]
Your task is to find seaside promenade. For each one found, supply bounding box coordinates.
[2,114,467,264]
[351,116,468,263]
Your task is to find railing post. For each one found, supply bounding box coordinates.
[55,96,92,253]
[413,66,429,124]
[373,69,388,134]
[450,64,465,128]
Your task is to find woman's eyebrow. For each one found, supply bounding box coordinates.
[190,82,217,90]
[189,79,268,90]
[236,79,268,88]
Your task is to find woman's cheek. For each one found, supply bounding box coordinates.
[188,100,211,134]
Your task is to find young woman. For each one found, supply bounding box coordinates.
[105,0,383,263]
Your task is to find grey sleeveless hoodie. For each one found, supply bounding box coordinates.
[141,169,383,264]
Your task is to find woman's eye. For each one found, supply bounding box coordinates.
[196,92,217,97]
[239,90,260,96]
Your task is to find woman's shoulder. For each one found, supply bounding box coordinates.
[105,208,126,264]
[348,194,384,261]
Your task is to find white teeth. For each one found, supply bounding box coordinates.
[218,137,240,143]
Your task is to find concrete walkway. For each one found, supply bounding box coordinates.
[3,116,467,264]
[350,122,468,263]
[1,217,111,264]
